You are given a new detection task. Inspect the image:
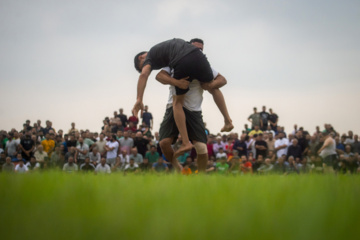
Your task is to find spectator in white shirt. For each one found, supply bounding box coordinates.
[275,132,289,159]
[15,160,29,173]
[95,157,111,174]
[104,135,119,167]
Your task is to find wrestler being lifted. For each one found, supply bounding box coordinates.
[133,38,233,159]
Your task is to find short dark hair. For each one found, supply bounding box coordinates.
[190,38,204,44]
[134,51,147,73]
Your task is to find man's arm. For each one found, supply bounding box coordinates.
[201,73,227,91]
[155,70,189,89]
[132,65,152,117]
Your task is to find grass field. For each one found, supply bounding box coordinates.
[0,172,359,240]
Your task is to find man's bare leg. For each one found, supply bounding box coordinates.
[172,95,193,159]
[159,138,181,172]
[208,88,233,132]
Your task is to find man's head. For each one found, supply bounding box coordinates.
[38,145,43,153]
[78,137,84,144]
[134,51,148,73]
[129,158,135,166]
[262,106,266,112]
[131,147,138,155]
[257,134,263,141]
[253,107,257,113]
[6,156,11,164]
[220,157,227,164]
[101,157,106,166]
[150,145,156,153]
[84,157,90,164]
[190,38,204,50]
[68,156,74,164]
[292,138,298,146]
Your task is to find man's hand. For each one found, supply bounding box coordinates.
[175,77,190,89]
[132,100,144,118]
[201,82,211,91]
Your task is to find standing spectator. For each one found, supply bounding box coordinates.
[129,147,143,164]
[119,131,134,155]
[318,132,337,173]
[134,132,150,157]
[43,120,55,135]
[68,122,79,135]
[104,135,119,167]
[206,135,215,158]
[128,113,139,128]
[66,134,77,149]
[213,136,226,155]
[260,106,269,131]
[2,156,15,172]
[19,132,35,161]
[141,105,153,130]
[117,108,128,128]
[351,135,360,154]
[268,108,279,132]
[274,132,289,159]
[75,138,89,166]
[255,134,267,159]
[248,107,261,129]
[63,156,78,172]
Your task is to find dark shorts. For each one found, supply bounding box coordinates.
[159,107,207,144]
[322,154,338,167]
[173,49,213,95]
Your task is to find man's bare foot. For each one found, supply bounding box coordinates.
[221,122,234,132]
[173,143,193,160]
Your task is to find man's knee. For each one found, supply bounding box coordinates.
[159,138,172,150]
[194,142,208,155]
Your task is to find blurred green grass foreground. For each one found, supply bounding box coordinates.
[0,173,359,240]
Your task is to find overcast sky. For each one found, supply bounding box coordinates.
[1,0,359,136]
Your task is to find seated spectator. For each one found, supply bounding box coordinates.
[287,156,299,174]
[205,157,216,174]
[124,158,139,173]
[213,136,226,155]
[95,157,111,174]
[215,147,227,161]
[266,150,276,164]
[80,157,96,172]
[273,154,289,174]
[252,154,264,172]
[75,137,89,166]
[310,155,324,173]
[5,134,18,158]
[26,156,40,171]
[139,158,151,172]
[216,157,229,174]
[12,153,26,164]
[129,147,143,164]
[2,156,15,172]
[181,163,192,175]
[119,149,130,167]
[229,151,240,174]
[255,133,267,158]
[15,159,29,173]
[65,146,76,163]
[63,156,78,173]
[297,157,311,174]
[89,147,101,166]
[287,138,302,160]
[34,145,48,164]
[145,145,159,164]
[240,155,253,174]
[257,158,274,174]
[0,152,7,167]
[152,157,169,173]
[50,146,63,168]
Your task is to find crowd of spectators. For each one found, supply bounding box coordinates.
[1,105,359,175]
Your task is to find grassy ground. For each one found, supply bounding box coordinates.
[0,172,359,240]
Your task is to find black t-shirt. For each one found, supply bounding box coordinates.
[287,145,302,159]
[117,114,128,127]
[260,111,269,125]
[134,138,150,157]
[20,138,34,151]
[297,137,308,153]
[143,38,197,70]
[81,164,95,172]
[268,114,278,125]
[66,140,77,148]
[255,140,267,157]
